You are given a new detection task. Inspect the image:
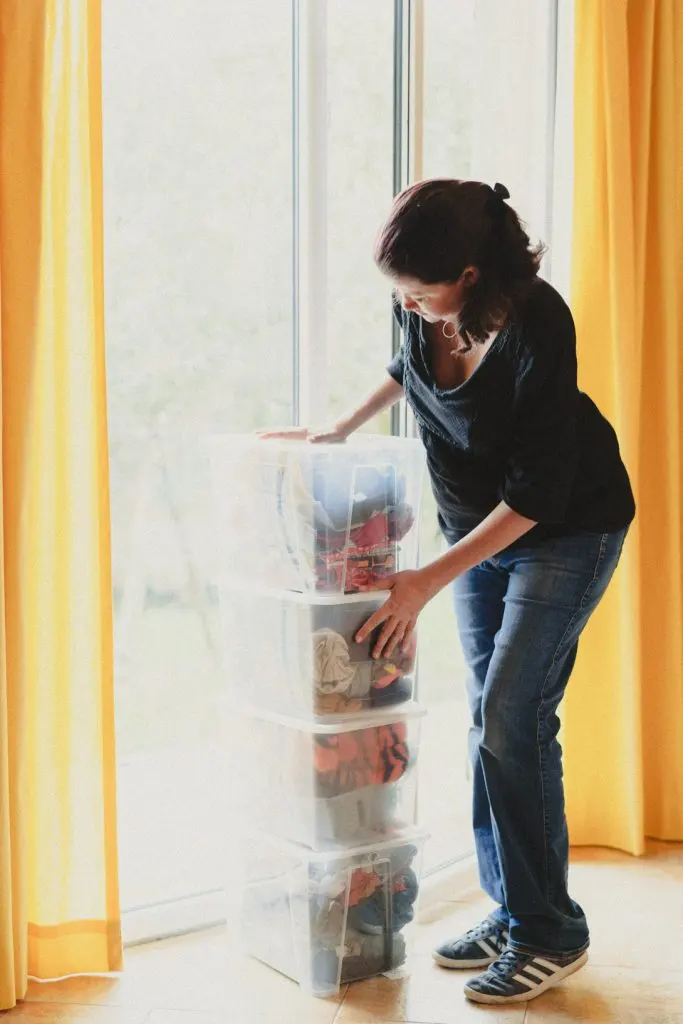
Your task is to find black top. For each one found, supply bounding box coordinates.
[387,278,635,543]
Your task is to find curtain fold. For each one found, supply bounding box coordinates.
[564,0,683,853]
[0,1,121,1009]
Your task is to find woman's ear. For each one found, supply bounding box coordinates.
[461,265,481,288]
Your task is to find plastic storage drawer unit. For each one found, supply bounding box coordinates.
[235,705,425,849]
[206,434,424,593]
[217,583,416,719]
[240,830,428,997]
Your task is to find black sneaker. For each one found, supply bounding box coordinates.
[432,916,510,969]
[464,946,589,1004]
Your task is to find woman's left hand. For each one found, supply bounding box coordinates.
[355,569,439,659]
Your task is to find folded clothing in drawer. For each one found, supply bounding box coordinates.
[235,705,425,848]
[240,830,428,996]
[207,434,424,593]
[217,584,416,718]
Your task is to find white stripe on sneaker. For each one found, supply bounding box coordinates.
[520,964,554,982]
[512,973,538,990]
[534,956,564,973]
[477,939,498,957]
[512,958,564,990]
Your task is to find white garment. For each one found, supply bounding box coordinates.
[313,628,371,699]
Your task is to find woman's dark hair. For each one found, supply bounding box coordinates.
[374,179,546,344]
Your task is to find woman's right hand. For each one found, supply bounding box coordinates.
[256,425,349,444]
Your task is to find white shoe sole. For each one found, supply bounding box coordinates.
[432,951,499,970]
[464,950,589,1004]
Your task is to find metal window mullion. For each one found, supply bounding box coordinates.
[406,0,423,441]
[410,0,424,186]
[292,0,300,424]
[389,0,406,442]
[544,0,559,280]
[391,0,411,439]
[292,0,328,427]
[548,0,575,301]
[391,0,423,441]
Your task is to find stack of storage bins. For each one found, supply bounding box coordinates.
[208,435,428,997]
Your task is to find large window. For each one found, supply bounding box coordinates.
[104,0,562,935]
[103,0,397,938]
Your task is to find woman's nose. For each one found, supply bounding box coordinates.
[402,297,418,311]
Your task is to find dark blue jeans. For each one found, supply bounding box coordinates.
[450,527,628,957]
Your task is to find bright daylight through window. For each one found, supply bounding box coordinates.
[103,0,560,938]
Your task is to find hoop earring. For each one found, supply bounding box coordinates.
[442,322,458,341]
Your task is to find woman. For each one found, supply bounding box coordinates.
[264,179,635,1005]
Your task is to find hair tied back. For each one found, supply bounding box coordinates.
[493,182,511,201]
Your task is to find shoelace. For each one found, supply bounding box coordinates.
[463,920,505,943]
[488,948,531,978]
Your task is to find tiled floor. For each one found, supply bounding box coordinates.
[3,841,682,1023]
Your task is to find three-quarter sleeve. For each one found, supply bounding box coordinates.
[502,329,579,523]
[387,299,406,384]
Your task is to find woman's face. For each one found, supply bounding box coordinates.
[393,271,476,324]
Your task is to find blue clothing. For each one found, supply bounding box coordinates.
[387,279,635,540]
[451,526,628,956]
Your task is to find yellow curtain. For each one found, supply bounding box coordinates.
[564,0,683,853]
[0,0,121,1009]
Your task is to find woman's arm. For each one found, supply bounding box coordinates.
[356,501,536,657]
[422,500,536,592]
[260,375,404,441]
[333,376,404,436]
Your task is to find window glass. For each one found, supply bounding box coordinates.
[103,0,293,919]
